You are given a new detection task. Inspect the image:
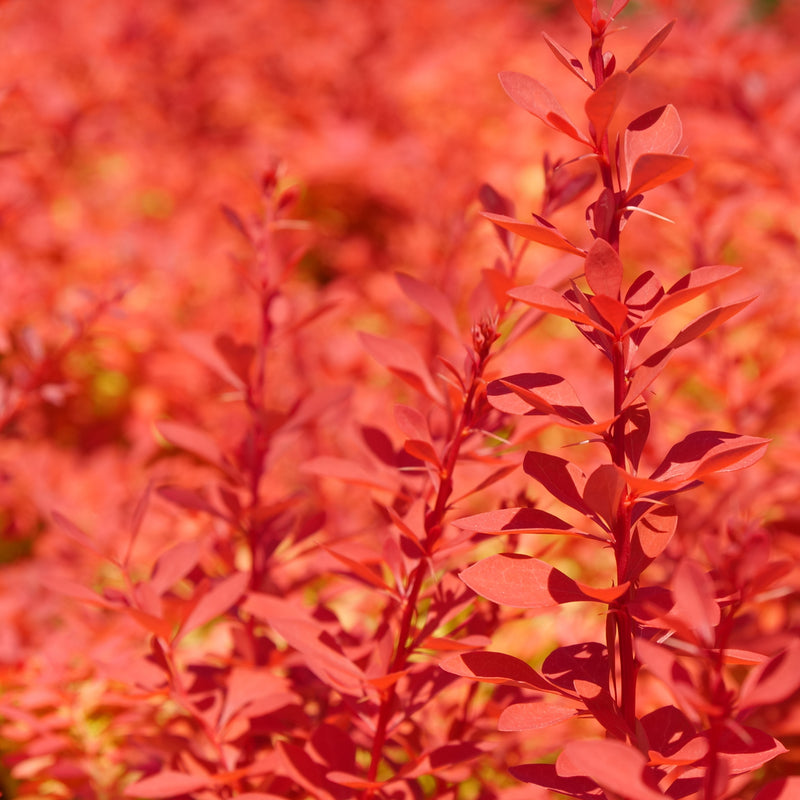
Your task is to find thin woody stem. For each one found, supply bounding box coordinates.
[362,327,496,798]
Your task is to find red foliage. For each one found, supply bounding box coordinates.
[0,0,798,799]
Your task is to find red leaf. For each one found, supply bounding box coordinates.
[717,724,787,774]
[394,405,432,441]
[123,770,209,798]
[480,265,516,307]
[671,559,720,646]
[582,464,626,530]
[499,701,578,731]
[626,19,676,74]
[499,71,590,145]
[52,511,110,562]
[510,763,600,799]
[218,667,295,729]
[327,772,382,791]
[557,740,665,800]
[244,593,365,695]
[127,606,174,641]
[574,679,632,741]
[610,0,631,18]
[642,264,741,324]
[590,294,628,335]
[489,372,598,428]
[396,271,460,341]
[302,456,398,493]
[157,485,233,522]
[178,330,246,390]
[454,463,519,503]
[585,71,629,142]
[278,741,341,800]
[50,576,120,611]
[627,153,693,198]
[156,420,239,481]
[403,742,486,779]
[311,723,357,772]
[584,238,623,299]
[404,438,441,469]
[542,32,591,87]
[480,184,515,255]
[441,650,559,693]
[648,430,769,486]
[739,639,800,715]
[177,571,249,640]
[666,297,755,350]
[323,545,391,592]
[523,451,592,517]
[461,553,629,608]
[624,345,673,407]
[623,104,684,184]
[150,540,201,596]
[641,705,707,765]
[629,505,677,571]
[626,270,665,312]
[360,331,443,403]
[452,506,596,538]
[509,284,618,335]
[542,642,609,692]
[483,212,585,256]
[636,638,707,713]
[235,795,288,800]
[572,0,594,28]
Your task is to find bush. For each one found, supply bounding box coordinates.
[0,1,798,798]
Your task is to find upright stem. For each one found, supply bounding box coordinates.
[587,23,640,738]
[361,326,496,798]
[611,335,638,737]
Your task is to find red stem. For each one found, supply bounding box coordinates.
[362,333,494,797]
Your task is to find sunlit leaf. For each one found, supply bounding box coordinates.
[360,331,444,403]
[626,19,676,74]
[558,740,666,800]
[461,553,629,608]
[499,71,591,144]
[627,153,693,197]
[440,650,557,693]
[585,71,629,141]
[542,32,592,87]
[584,238,623,299]
[483,212,586,256]
[396,271,461,341]
[499,700,578,731]
[123,771,209,798]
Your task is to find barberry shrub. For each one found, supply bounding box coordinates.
[0,1,798,800]
[443,2,800,798]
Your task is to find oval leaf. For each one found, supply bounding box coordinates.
[626,19,676,74]
[360,331,443,403]
[440,650,557,693]
[499,701,578,731]
[585,71,629,142]
[483,212,585,256]
[177,571,249,640]
[649,430,770,486]
[542,32,591,87]
[461,553,628,608]
[123,771,209,798]
[499,71,590,144]
[585,238,623,299]
[624,104,684,183]
[558,740,665,800]
[453,506,580,536]
[627,153,693,198]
